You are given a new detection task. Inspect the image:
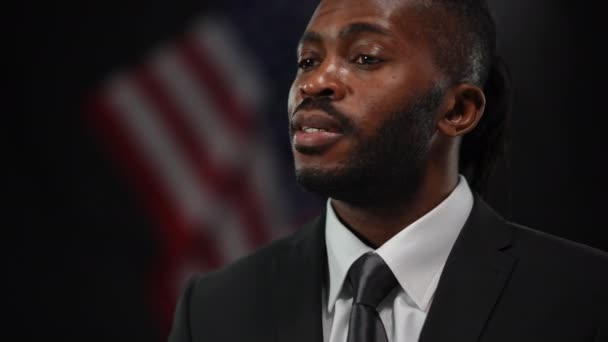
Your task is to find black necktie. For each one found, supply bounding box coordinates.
[346,252,398,342]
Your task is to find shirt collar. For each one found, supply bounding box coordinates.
[324,175,473,312]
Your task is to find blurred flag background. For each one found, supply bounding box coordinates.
[85,10,323,332]
[7,0,608,341]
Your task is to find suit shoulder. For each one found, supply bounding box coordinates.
[497,221,608,322]
[188,219,320,297]
[177,220,322,338]
[192,235,290,291]
[507,221,608,271]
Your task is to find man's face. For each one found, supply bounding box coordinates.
[288,0,447,205]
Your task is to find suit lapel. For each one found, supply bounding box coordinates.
[419,197,518,342]
[272,214,327,342]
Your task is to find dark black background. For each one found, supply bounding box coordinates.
[6,1,607,341]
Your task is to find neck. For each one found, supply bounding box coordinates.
[331,169,459,248]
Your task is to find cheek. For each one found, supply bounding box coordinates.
[351,90,401,134]
[351,69,406,103]
[287,80,299,114]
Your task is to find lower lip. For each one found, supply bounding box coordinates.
[293,130,343,151]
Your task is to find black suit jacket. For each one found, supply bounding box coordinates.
[168,197,608,342]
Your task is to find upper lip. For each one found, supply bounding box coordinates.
[291,110,343,133]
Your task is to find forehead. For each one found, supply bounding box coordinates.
[304,0,428,41]
[313,0,404,19]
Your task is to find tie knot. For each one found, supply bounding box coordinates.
[347,252,398,308]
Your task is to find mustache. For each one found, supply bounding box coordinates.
[290,97,354,134]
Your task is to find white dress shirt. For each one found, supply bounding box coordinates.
[322,175,474,342]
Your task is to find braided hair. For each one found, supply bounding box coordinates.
[419,0,513,196]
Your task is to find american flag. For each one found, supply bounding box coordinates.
[85,15,307,333]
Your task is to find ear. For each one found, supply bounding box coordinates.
[437,83,486,137]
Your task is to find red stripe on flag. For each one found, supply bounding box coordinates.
[133,64,237,201]
[177,35,253,138]
[132,44,272,247]
[177,37,274,246]
[132,62,270,248]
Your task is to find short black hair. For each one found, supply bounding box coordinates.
[419,0,512,196]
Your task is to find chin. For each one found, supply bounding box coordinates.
[294,164,369,204]
[293,156,346,179]
[294,163,331,179]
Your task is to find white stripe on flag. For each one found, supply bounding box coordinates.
[194,18,292,237]
[194,17,268,110]
[108,77,203,221]
[106,77,251,261]
[151,49,244,168]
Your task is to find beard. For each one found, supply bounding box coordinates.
[293,85,444,207]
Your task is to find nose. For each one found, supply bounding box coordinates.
[299,60,346,101]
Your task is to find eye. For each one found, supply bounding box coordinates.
[353,55,382,66]
[298,58,320,70]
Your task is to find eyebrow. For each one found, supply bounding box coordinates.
[338,22,392,39]
[299,30,323,46]
[298,22,393,47]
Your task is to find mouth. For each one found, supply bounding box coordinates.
[291,110,345,153]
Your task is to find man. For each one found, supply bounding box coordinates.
[168,0,608,341]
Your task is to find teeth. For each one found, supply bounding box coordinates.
[302,126,327,133]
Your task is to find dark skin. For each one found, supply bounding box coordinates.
[288,0,486,248]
